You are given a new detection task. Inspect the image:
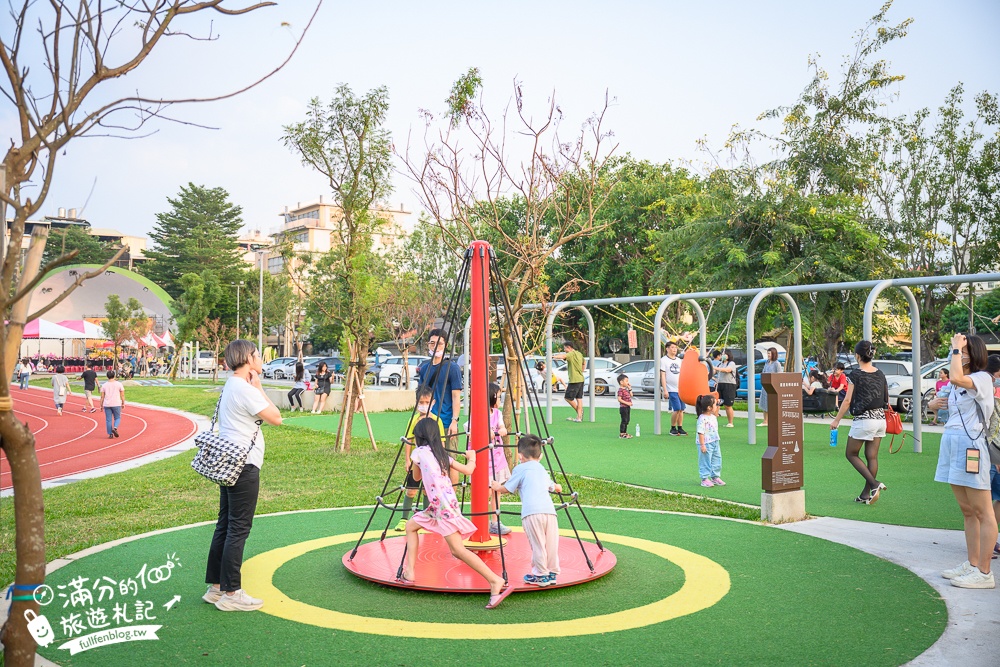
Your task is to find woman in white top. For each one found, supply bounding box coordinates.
[929,333,997,589]
[204,340,283,611]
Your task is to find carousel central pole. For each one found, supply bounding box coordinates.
[467,240,491,544]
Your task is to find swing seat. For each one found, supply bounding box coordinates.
[678,348,713,406]
[803,388,838,413]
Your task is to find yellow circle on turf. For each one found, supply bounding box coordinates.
[242,529,730,639]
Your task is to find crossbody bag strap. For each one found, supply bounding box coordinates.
[245,419,264,456]
[209,392,224,432]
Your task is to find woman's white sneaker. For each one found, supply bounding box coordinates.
[940,560,973,580]
[202,585,223,604]
[950,568,995,589]
[214,589,263,611]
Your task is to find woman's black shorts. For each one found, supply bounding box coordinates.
[717,383,736,407]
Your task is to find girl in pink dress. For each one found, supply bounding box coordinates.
[402,418,511,609]
[487,383,512,535]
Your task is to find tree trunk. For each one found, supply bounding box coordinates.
[1,226,49,667]
[0,415,46,667]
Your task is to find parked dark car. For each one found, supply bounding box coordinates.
[305,357,345,375]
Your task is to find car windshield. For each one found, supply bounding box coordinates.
[919,360,942,374]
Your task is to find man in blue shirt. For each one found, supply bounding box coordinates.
[416,328,463,438]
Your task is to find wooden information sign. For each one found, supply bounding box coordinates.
[761,372,804,492]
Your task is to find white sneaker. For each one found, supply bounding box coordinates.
[941,560,973,580]
[950,568,995,589]
[724,423,734,428]
[202,585,223,604]
[214,589,263,611]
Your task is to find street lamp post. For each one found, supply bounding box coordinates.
[256,249,266,353]
[230,281,244,339]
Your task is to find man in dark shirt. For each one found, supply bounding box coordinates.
[79,362,100,413]
[416,328,463,439]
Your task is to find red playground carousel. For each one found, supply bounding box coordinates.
[343,241,616,598]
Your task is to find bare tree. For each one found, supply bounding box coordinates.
[195,317,235,382]
[399,70,620,417]
[376,269,442,388]
[0,3,318,663]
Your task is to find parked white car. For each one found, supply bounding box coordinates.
[196,350,218,373]
[586,359,655,396]
[263,357,323,380]
[887,359,948,415]
[554,357,619,388]
[378,355,430,387]
[495,356,559,391]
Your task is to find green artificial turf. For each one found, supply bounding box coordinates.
[298,406,955,530]
[36,507,946,667]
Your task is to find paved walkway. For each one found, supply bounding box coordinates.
[778,517,999,667]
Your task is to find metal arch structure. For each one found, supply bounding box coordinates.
[745,289,803,445]
[864,281,922,452]
[651,296,708,434]
[516,270,999,443]
[545,304,597,423]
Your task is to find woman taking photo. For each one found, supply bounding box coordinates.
[204,340,283,611]
[758,348,783,427]
[928,333,996,589]
[830,340,889,505]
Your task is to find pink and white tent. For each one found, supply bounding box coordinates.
[56,319,109,339]
[22,319,87,339]
[140,332,168,348]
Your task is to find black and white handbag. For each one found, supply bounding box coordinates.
[191,393,262,486]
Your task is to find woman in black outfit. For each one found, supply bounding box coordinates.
[311,361,333,414]
[830,340,890,504]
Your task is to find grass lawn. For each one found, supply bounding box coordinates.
[0,386,758,587]
[291,403,957,530]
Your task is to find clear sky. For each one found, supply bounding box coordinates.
[4,0,999,240]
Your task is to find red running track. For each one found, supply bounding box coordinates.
[0,387,198,491]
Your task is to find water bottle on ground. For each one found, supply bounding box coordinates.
[829,428,838,447]
[636,423,640,438]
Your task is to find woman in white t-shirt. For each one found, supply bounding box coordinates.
[203,340,282,612]
[929,333,997,589]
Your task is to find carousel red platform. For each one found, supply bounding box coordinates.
[343,531,615,593]
[343,240,616,596]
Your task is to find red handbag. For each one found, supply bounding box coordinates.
[885,405,903,435]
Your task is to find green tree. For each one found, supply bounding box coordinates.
[282,84,393,451]
[870,85,1000,358]
[172,270,223,379]
[143,184,246,299]
[396,213,462,298]
[101,295,149,361]
[41,226,118,268]
[657,4,909,366]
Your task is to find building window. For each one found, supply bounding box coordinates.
[268,256,284,272]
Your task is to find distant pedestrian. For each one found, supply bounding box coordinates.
[829,363,849,408]
[712,350,738,428]
[554,340,585,423]
[80,362,100,413]
[51,366,70,416]
[18,357,31,390]
[100,370,125,438]
[758,348,783,427]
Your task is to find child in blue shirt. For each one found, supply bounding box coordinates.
[490,435,563,586]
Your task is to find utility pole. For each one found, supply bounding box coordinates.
[256,249,266,353]
[231,281,244,339]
